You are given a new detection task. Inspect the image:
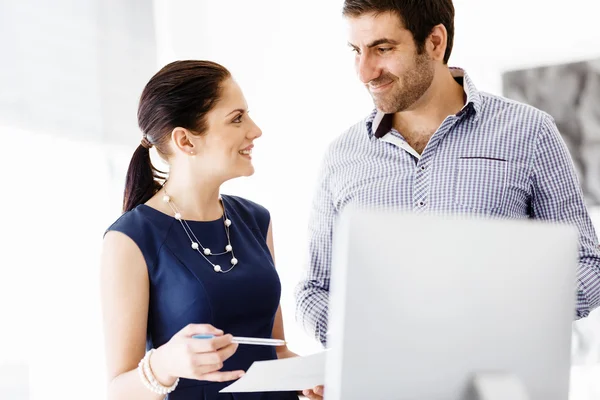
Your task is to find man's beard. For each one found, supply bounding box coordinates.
[369,52,434,113]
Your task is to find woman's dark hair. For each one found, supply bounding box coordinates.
[122,60,231,212]
[343,0,455,64]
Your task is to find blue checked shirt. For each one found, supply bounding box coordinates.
[295,68,600,346]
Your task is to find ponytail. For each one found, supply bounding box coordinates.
[122,144,164,213]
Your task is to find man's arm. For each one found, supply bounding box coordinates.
[295,153,336,346]
[530,115,600,318]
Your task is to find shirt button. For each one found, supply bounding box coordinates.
[419,201,425,206]
[421,166,426,170]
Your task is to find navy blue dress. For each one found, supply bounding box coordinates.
[106,195,299,399]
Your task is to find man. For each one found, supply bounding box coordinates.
[295,0,600,347]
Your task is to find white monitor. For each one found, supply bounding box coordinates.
[325,208,579,400]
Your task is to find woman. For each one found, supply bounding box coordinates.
[100,60,324,400]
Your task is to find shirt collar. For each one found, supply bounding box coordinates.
[366,67,483,139]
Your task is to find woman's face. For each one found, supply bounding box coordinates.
[185,78,262,182]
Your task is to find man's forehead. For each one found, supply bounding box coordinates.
[346,12,407,43]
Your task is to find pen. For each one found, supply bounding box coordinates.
[192,334,287,347]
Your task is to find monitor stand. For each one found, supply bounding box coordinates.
[470,372,530,400]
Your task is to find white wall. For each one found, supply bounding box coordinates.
[0,0,156,146]
[0,1,155,399]
[452,0,600,93]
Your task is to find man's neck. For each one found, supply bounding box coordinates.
[391,68,466,154]
[393,69,465,134]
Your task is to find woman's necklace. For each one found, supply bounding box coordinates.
[162,187,239,273]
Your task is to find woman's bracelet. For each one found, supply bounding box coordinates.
[138,349,179,395]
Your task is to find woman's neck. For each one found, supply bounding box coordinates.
[159,174,224,221]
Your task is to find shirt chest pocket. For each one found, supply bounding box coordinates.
[453,156,508,212]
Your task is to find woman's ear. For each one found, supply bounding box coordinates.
[171,127,197,156]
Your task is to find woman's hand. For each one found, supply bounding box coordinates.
[150,324,244,384]
[302,385,324,399]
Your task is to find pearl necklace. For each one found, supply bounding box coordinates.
[162,188,239,273]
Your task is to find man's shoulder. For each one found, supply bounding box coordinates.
[327,115,371,152]
[479,91,552,123]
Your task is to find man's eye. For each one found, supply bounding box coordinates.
[378,47,392,53]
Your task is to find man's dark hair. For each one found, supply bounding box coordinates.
[343,0,455,64]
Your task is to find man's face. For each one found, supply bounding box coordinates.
[346,11,435,113]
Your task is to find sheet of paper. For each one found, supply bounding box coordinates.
[220,351,327,393]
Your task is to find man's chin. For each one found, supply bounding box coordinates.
[373,101,398,114]
[370,94,393,113]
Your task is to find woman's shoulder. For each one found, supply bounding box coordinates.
[106,206,145,230]
[222,195,271,239]
[105,205,175,247]
[106,205,158,235]
[223,194,269,214]
[104,205,176,270]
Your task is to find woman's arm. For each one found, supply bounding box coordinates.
[101,231,173,400]
[101,231,243,400]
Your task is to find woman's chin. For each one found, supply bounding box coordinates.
[234,165,255,178]
[242,166,255,177]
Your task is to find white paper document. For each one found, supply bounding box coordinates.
[220,351,326,393]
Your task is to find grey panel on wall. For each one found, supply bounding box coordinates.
[503,59,600,207]
[0,0,157,146]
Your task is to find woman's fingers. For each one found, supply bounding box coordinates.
[180,323,223,337]
[199,369,246,382]
[187,334,234,354]
[191,342,239,365]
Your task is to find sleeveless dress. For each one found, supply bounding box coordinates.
[106,195,299,399]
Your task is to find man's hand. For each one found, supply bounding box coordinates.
[302,385,324,399]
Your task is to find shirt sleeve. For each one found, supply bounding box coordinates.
[294,150,336,346]
[530,114,600,318]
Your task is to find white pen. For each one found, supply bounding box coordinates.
[192,334,287,347]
